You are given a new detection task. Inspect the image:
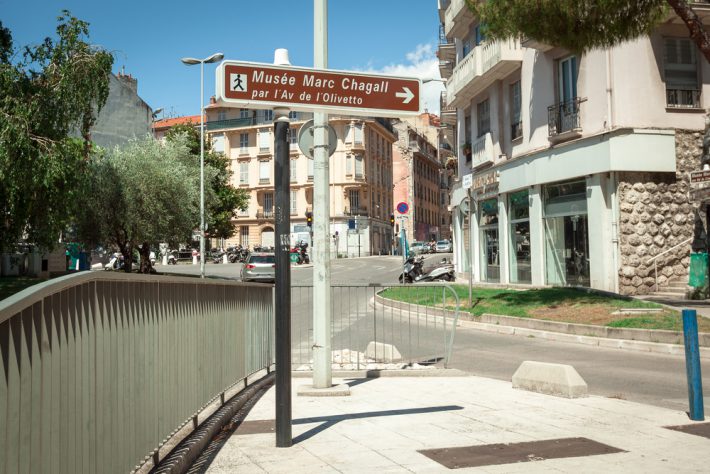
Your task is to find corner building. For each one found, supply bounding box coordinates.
[205,103,396,257]
[440,0,710,294]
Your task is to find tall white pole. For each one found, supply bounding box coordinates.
[313,0,332,388]
[200,60,206,279]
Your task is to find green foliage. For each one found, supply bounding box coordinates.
[165,125,249,240]
[471,0,668,54]
[75,135,205,271]
[0,12,113,252]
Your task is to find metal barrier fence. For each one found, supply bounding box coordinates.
[0,272,273,474]
[291,284,460,369]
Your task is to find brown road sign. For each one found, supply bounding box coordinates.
[691,170,710,183]
[215,61,421,117]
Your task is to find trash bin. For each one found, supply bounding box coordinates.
[689,252,708,288]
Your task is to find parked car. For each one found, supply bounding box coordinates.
[409,242,426,255]
[435,240,452,253]
[240,253,276,283]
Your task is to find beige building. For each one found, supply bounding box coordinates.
[392,114,446,245]
[205,105,397,257]
[441,0,710,295]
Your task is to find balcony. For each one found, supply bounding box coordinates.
[667,89,702,109]
[256,210,274,220]
[444,0,476,39]
[440,91,457,126]
[548,97,584,142]
[439,60,454,80]
[205,117,256,131]
[344,207,368,217]
[471,132,495,169]
[447,38,523,109]
[521,36,554,52]
[375,117,395,135]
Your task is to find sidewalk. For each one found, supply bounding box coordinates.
[201,374,708,473]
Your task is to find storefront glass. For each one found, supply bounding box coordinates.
[508,190,531,283]
[479,198,499,282]
[543,180,589,286]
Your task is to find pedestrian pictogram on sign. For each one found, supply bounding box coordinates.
[216,61,422,117]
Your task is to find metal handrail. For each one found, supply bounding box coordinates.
[645,236,692,292]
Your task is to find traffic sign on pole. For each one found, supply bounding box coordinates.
[215,61,421,117]
[396,202,409,214]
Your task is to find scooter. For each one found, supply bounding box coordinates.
[414,258,455,282]
[167,250,178,265]
[398,255,424,283]
[104,252,124,271]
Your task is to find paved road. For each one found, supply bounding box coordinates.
[157,254,710,411]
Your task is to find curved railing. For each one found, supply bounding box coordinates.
[0,272,274,474]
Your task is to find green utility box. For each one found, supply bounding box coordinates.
[689,252,708,288]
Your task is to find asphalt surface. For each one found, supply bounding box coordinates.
[156,254,710,412]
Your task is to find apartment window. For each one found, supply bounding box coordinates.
[354,123,363,144]
[349,190,360,211]
[290,159,297,182]
[307,157,314,180]
[239,161,249,185]
[240,226,249,247]
[290,190,297,215]
[263,192,273,214]
[346,154,353,175]
[239,132,249,153]
[263,110,273,122]
[559,56,578,104]
[354,154,363,178]
[475,24,486,46]
[288,127,298,145]
[665,38,701,108]
[258,129,270,152]
[240,108,249,119]
[259,160,270,183]
[212,133,224,153]
[217,111,226,121]
[510,81,522,140]
[289,111,298,120]
[477,98,490,138]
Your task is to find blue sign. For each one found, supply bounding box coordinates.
[396,202,409,214]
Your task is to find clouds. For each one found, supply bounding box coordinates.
[357,43,445,115]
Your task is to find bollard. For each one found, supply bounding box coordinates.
[682,309,705,421]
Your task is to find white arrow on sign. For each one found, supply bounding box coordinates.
[395,87,414,104]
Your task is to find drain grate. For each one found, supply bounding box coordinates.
[234,419,276,435]
[665,422,710,439]
[418,437,625,469]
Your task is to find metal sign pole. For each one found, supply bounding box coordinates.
[273,49,292,447]
[312,0,332,389]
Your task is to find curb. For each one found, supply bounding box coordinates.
[373,291,710,359]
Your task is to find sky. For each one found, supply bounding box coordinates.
[1,0,445,118]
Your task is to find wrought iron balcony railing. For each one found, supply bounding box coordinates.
[666,89,701,109]
[256,210,274,219]
[548,98,584,137]
[205,117,257,130]
[344,207,368,217]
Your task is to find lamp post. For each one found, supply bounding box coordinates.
[181,52,224,279]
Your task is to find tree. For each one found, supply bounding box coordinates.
[75,135,206,272]
[471,0,710,63]
[0,12,113,252]
[165,123,249,242]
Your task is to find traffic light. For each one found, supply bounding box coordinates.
[306,211,313,227]
[390,214,395,226]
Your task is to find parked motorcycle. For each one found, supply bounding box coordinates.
[399,256,454,283]
[104,252,124,271]
[167,250,178,265]
[290,241,310,264]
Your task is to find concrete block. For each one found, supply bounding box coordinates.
[297,383,351,397]
[365,341,402,362]
[512,361,588,399]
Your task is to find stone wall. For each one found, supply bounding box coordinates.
[617,130,705,295]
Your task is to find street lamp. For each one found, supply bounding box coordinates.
[181,52,224,279]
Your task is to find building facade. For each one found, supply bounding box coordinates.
[204,105,397,257]
[392,114,446,246]
[90,72,155,149]
[440,0,710,294]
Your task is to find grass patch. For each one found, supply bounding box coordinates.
[380,285,710,332]
[0,277,45,301]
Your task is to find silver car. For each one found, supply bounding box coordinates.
[240,253,275,283]
[435,240,452,253]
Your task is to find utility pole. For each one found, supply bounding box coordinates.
[273,50,292,448]
[312,0,332,389]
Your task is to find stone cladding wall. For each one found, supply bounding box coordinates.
[617,130,706,295]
